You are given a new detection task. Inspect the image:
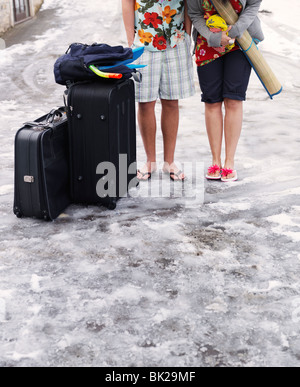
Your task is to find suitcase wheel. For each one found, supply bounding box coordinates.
[106,201,117,211]
[42,211,51,221]
[14,208,23,218]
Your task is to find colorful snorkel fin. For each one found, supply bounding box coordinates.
[89,65,123,79]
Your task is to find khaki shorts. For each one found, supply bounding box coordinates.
[134,36,195,103]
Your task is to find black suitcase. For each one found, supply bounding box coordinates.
[67,79,137,210]
[14,108,71,220]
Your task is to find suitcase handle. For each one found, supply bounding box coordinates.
[45,109,63,124]
[24,108,65,130]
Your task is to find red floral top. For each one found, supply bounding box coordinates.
[196,0,243,67]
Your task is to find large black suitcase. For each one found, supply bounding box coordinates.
[14,108,71,220]
[67,79,137,210]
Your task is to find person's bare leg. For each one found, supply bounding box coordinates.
[137,101,158,180]
[205,102,223,177]
[223,98,243,179]
[160,99,184,180]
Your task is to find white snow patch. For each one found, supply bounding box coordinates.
[267,212,300,242]
[281,333,290,349]
[109,223,123,235]
[142,219,183,241]
[153,308,173,323]
[0,100,18,110]
[0,289,14,298]
[206,298,228,314]
[291,299,300,324]
[30,274,42,292]
[268,213,298,228]
[7,351,42,361]
[0,185,13,196]
[56,333,83,350]
[271,187,300,199]
[0,298,7,322]
[28,304,43,316]
[110,285,142,302]
[249,281,286,294]
[207,201,251,214]
[259,321,280,333]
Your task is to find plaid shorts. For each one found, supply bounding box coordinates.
[134,35,195,102]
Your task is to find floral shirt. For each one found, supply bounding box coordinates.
[134,0,186,51]
[196,0,242,66]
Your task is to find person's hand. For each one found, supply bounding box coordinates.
[127,31,135,48]
[128,37,135,47]
[220,26,235,47]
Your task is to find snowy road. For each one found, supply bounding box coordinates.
[0,0,300,367]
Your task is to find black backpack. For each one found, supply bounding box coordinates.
[54,43,136,85]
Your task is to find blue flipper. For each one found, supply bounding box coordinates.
[99,47,145,70]
[126,64,147,69]
[132,47,145,60]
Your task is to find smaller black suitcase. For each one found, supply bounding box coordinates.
[14,108,71,220]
